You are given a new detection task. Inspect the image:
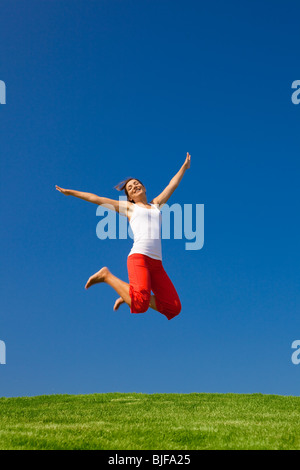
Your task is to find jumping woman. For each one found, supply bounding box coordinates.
[55,152,191,320]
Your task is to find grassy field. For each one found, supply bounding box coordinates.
[0,393,299,450]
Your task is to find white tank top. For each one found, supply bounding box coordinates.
[128,203,162,260]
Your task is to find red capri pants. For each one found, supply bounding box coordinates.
[127,254,181,320]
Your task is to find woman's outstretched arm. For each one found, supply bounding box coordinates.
[55,186,130,215]
[151,152,191,208]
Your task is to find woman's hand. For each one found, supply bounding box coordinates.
[184,152,191,169]
[55,185,71,196]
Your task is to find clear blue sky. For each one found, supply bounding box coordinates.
[1,0,299,397]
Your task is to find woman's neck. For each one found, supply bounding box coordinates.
[133,195,148,206]
[136,201,150,207]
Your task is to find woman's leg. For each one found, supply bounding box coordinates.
[114,294,158,311]
[127,254,152,313]
[149,261,181,320]
[85,267,132,306]
[85,258,158,312]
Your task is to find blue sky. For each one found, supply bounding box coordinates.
[0,0,299,397]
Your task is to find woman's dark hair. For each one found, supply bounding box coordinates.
[114,177,145,203]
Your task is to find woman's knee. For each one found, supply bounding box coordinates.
[130,288,151,313]
[157,298,182,319]
[170,299,182,317]
[135,298,150,313]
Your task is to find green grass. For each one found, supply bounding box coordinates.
[0,393,299,450]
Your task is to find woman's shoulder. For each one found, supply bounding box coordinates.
[149,201,162,211]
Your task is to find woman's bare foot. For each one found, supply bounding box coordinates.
[85,266,110,289]
[113,297,125,311]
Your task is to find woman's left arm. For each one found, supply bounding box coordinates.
[151,152,191,207]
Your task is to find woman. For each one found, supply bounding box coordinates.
[56,152,191,320]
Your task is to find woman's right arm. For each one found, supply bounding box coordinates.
[55,185,132,216]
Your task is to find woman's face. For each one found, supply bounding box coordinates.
[126,179,145,202]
